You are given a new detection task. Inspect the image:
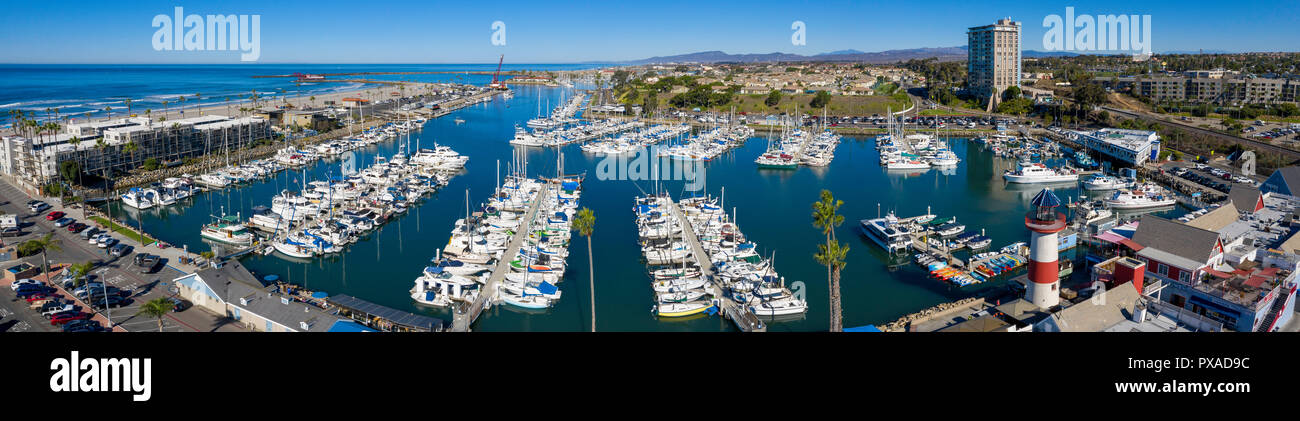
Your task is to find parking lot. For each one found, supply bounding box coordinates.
[0,182,245,332]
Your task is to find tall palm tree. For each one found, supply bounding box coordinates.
[573,207,596,332]
[811,189,848,332]
[68,261,95,288]
[162,100,169,121]
[124,98,132,116]
[33,233,61,280]
[136,297,175,332]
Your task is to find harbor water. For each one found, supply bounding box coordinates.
[96,83,1184,331]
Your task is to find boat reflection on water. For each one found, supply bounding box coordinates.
[654,311,710,323]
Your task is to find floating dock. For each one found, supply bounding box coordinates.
[664,197,766,332]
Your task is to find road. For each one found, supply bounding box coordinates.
[0,181,246,332]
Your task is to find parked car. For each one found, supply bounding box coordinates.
[45,211,65,221]
[50,312,90,325]
[67,222,88,233]
[71,282,104,297]
[97,237,118,249]
[135,253,160,273]
[54,217,74,227]
[166,296,191,312]
[16,287,55,299]
[1,227,21,237]
[89,295,128,310]
[46,310,81,321]
[110,244,132,257]
[41,305,77,318]
[63,320,103,332]
[30,202,50,213]
[9,278,40,290]
[80,227,100,240]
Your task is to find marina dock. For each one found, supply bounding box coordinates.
[450,182,547,332]
[665,197,766,332]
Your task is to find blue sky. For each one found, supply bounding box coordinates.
[0,0,1296,64]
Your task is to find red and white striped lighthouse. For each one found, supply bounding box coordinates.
[1025,188,1066,308]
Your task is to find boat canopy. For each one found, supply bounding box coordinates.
[535,281,558,295]
[926,217,953,226]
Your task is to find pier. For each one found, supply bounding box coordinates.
[450,181,546,332]
[665,197,766,332]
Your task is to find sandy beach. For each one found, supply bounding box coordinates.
[143,81,442,122]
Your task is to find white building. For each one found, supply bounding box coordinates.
[1073,128,1161,166]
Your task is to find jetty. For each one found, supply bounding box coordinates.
[665,197,766,332]
[450,182,546,332]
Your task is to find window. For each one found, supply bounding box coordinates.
[1158,263,1168,276]
[266,320,273,332]
[1179,271,1190,283]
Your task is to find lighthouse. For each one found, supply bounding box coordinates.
[1025,188,1066,308]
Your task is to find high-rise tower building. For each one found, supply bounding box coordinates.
[967,17,1021,110]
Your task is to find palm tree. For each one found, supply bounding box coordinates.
[573,207,596,332]
[68,261,95,288]
[123,140,139,170]
[811,189,848,332]
[162,100,169,121]
[33,233,61,280]
[136,297,175,332]
[124,98,132,116]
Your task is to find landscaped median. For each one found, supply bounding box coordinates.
[89,216,156,246]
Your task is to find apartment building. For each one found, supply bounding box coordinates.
[0,114,271,182]
[967,18,1022,108]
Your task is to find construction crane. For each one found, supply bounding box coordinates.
[488,54,508,90]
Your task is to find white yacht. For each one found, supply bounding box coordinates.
[1082,174,1131,191]
[1003,162,1079,183]
[859,213,913,253]
[1104,183,1177,209]
[120,188,155,210]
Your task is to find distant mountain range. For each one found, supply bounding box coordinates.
[621,46,1080,64]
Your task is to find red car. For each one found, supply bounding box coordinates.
[26,293,57,303]
[50,312,90,325]
[46,211,65,221]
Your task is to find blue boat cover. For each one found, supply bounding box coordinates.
[844,325,882,332]
[535,281,558,295]
[562,181,579,190]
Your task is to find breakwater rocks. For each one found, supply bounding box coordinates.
[876,297,984,332]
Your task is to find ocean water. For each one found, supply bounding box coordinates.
[0,63,602,123]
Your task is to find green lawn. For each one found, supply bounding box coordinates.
[90,216,156,246]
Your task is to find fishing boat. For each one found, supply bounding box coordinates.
[1104,183,1177,209]
[1003,162,1079,183]
[200,214,255,246]
[1082,174,1131,191]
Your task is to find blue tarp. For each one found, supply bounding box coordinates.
[327,319,377,333]
[562,181,579,190]
[535,281,558,295]
[310,291,329,299]
[844,325,882,332]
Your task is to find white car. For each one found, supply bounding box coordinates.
[89,233,107,245]
[10,278,40,290]
[97,237,118,249]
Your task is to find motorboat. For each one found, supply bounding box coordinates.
[1003,162,1079,183]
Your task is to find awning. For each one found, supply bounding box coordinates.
[1119,239,1144,251]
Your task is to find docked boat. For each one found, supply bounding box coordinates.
[1003,162,1079,183]
[859,212,913,253]
[1104,183,1177,209]
[120,187,156,210]
[754,150,798,169]
[652,301,711,317]
[1082,174,1131,191]
[200,214,255,246]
